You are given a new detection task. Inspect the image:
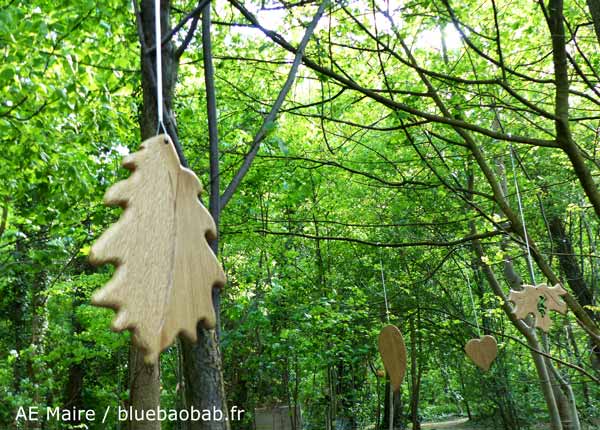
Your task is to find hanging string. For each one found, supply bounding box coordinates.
[509,145,536,284]
[464,265,481,336]
[378,246,393,430]
[154,0,167,135]
[379,247,391,323]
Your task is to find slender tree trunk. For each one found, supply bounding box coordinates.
[178,2,229,428]
[549,215,600,371]
[565,324,590,407]
[410,317,421,430]
[468,158,563,430]
[474,237,562,430]
[11,236,27,398]
[27,268,47,430]
[64,260,91,426]
[496,145,583,429]
[545,355,581,430]
[586,0,600,45]
[128,345,160,430]
[382,380,392,430]
[127,1,181,428]
[548,216,595,319]
[547,0,600,221]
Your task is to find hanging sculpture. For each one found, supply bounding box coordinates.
[509,283,567,332]
[89,134,226,363]
[378,324,407,391]
[465,335,497,371]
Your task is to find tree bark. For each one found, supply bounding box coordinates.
[127,1,182,428]
[549,216,595,317]
[549,214,600,371]
[471,236,563,430]
[586,0,600,49]
[27,268,47,430]
[63,259,91,426]
[177,3,230,429]
[129,345,161,430]
[180,331,229,430]
[547,0,600,221]
[409,317,421,430]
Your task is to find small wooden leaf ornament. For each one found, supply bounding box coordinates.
[89,134,226,363]
[508,283,567,332]
[465,335,497,371]
[378,325,407,392]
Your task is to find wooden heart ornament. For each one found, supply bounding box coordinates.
[378,325,407,391]
[465,335,497,371]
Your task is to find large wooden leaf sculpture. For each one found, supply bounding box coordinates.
[378,325,407,392]
[508,283,567,332]
[89,134,226,363]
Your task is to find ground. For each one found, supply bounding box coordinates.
[413,417,600,430]
[420,417,470,429]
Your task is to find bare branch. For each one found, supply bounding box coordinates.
[228,0,559,148]
[224,228,504,249]
[220,0,330,208]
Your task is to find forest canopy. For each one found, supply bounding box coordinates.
[1,0,600,429]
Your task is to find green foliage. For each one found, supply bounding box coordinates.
[1,0,600,429]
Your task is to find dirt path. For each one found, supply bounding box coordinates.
[418,418,599,429]
[419,417,472,429]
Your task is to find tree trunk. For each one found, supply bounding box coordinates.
[178,3,230,428]
[565,324,591,407]
[548,216,595,318]
[586,0,600,45]
[129,345,161,430]
[382,380,392,430]
[410,317,421,430]
[126,1,182,428]
[26,268,47,430]
[494,144,582,429]
[549,215,600,371]
[11,235,28,401]
[180,331,228,430]
[546,357,581,430]
[471,235,563,430]
[63,262,89,426]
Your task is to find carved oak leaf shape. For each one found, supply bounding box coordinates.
[508,283,567,332]
[89,134,226,363]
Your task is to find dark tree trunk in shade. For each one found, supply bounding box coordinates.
[549,215,600,371]
[135,1,229,429]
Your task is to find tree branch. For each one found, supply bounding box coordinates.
[220,0,330,209]
[228,0,559,148]
[232,229,505,248]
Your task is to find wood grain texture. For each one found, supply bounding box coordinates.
[465,335,497,372]
[378,325,407,392]
[89,134,226,363]
[508,283,567,332]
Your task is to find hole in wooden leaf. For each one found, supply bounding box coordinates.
[537,295,547,317]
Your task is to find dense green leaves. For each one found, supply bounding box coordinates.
[1,0,600,429]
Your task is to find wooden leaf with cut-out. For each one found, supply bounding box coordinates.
[89,134,226,363]
[508,283,567,332]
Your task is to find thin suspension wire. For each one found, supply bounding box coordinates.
[379,247,391,323]
[464,266,481,336]
[154,0,167,135]
[510,145,536,284]
[378,247,393,430]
